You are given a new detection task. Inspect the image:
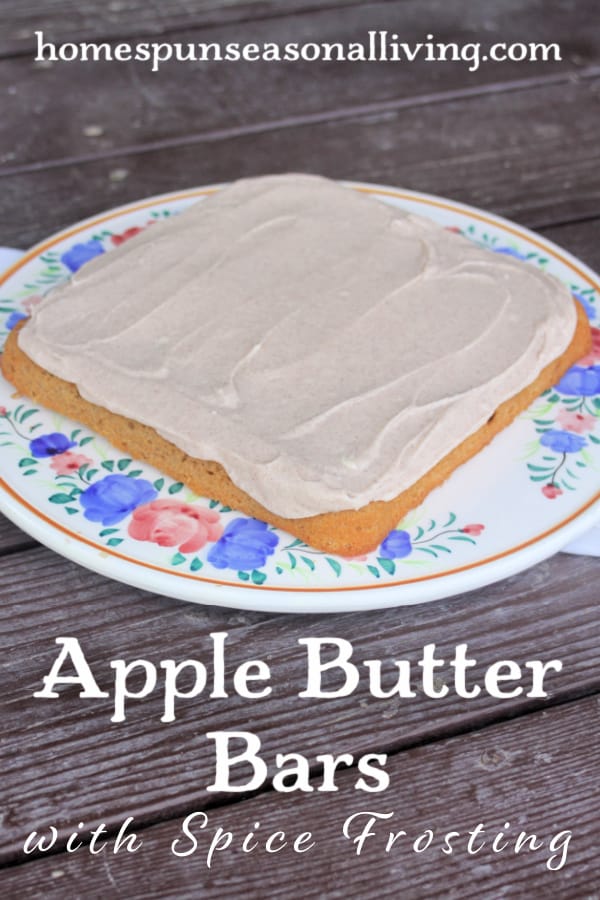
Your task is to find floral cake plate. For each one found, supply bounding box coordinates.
[0,183,599,614]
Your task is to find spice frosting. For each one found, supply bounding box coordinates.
[19,174,577,517]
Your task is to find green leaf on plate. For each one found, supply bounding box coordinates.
[326,557,342,577]
[286,538,305,549]
[416,546,438,558]
[377,557,395,575]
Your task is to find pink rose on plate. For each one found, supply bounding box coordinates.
[542,483,563,499]
[128,498,223,553]
[579,328,600,367]
[461,524,485,536]
[556,408,596,434]
[49,451,93,475]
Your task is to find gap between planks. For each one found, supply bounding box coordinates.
[1,677,599,870]
[0,548,597,862]
[0,0,405,60]
[1,65,599,180]
[5,693,598,897]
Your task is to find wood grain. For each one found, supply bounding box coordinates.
[2,76,600,252]
[0,514,37,554]
[2,0,600,894]
[0,545,598,864]
[2,0,598,172]
[0,0,382,55]
[3,694,599,898]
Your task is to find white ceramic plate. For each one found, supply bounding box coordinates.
[1,182,599,613]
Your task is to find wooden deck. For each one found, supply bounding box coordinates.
[1,1,599,896]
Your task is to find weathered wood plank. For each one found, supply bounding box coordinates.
[0,545,598,863]
[3,695,598,897]
[2,2,598,896]
[1,0,597,171]
[0,0,378,55]
[2,75,600,251]
[0,514,37,554]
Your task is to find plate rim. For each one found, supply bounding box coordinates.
[1,180,599,612]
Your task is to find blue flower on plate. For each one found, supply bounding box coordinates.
[30,432,77,458]
[555,365,600,397]
[79,474,157,526]
[379,529,412,559]
[6,311,27,330]
[493,245,529,261]
[540,429,587,454]
[573,291,597,321]
[207,518,279,570]
[61,239,105,273]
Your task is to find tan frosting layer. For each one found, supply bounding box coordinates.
[19,174,576,517]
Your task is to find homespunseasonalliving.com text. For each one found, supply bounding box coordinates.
[34,31,562,73]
